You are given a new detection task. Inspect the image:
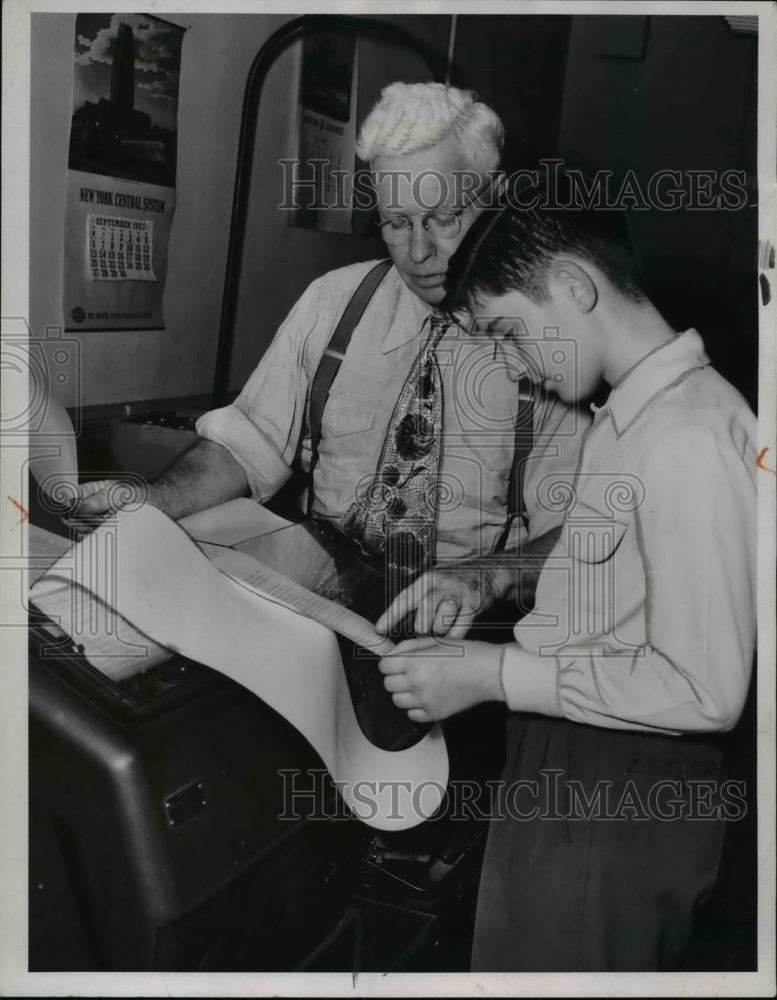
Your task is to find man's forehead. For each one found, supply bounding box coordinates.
[371,143,479,212]
[372,167,481,212]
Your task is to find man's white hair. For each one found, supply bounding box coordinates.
[356,82,504,176]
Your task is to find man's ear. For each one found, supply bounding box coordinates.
[551,258,598,313]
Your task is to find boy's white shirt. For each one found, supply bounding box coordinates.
[502,329,757,736]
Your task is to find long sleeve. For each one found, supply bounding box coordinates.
[503,422,757,735]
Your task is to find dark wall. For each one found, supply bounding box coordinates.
[558,15,758,407]
[453,15,572,172]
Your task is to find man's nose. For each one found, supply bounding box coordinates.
[407,219,436,263]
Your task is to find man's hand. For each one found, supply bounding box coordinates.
[376,564,513,638]
[376,528,564,638]
[69,478,146,515]
[378,636,505,723]
[62,478,148,534]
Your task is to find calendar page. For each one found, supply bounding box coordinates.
[62,13,184,330]
[88,215,157,282]
[64,170,175,329]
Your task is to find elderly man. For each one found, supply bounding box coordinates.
[72,83,587,619]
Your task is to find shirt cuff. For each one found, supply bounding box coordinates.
[196,405,291,501]
[500,644,562,717]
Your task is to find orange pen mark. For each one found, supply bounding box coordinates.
[757,448,776,475]
[8,495,29,525]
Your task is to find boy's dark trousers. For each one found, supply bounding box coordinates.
[470,715,732,972]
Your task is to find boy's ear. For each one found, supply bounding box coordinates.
[551,258,598,314]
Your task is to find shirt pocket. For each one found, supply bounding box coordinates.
[561,512,628,564]
[328,396,377,438]
[456,429,515,473]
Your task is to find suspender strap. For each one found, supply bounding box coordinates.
[305,258,393,515]
[493,376,535,552]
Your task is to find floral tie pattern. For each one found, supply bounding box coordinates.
[343,316,447,586]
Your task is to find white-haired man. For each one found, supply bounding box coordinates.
[72,83,587,624]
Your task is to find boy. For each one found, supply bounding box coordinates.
[377,180,757,970]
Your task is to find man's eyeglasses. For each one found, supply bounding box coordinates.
[376,174,501,247]
[378,209,464,246]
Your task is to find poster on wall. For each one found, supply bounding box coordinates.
[291,34,358,235]
[63,13,185,331]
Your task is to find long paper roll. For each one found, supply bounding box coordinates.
[30,505,449,831]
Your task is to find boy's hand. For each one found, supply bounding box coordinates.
[378,637,504,723]
[376,565,507,639]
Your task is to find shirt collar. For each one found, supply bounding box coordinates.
[381,268,435,353]
[602,329,711,435]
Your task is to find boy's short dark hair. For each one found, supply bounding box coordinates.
[444,171,646,315]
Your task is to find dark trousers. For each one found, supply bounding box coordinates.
[471,716,728,971]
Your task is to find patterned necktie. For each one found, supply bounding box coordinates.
[343,315,447,588]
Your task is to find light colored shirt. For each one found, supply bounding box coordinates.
[197,260,589,560]
[501,329,757,735]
